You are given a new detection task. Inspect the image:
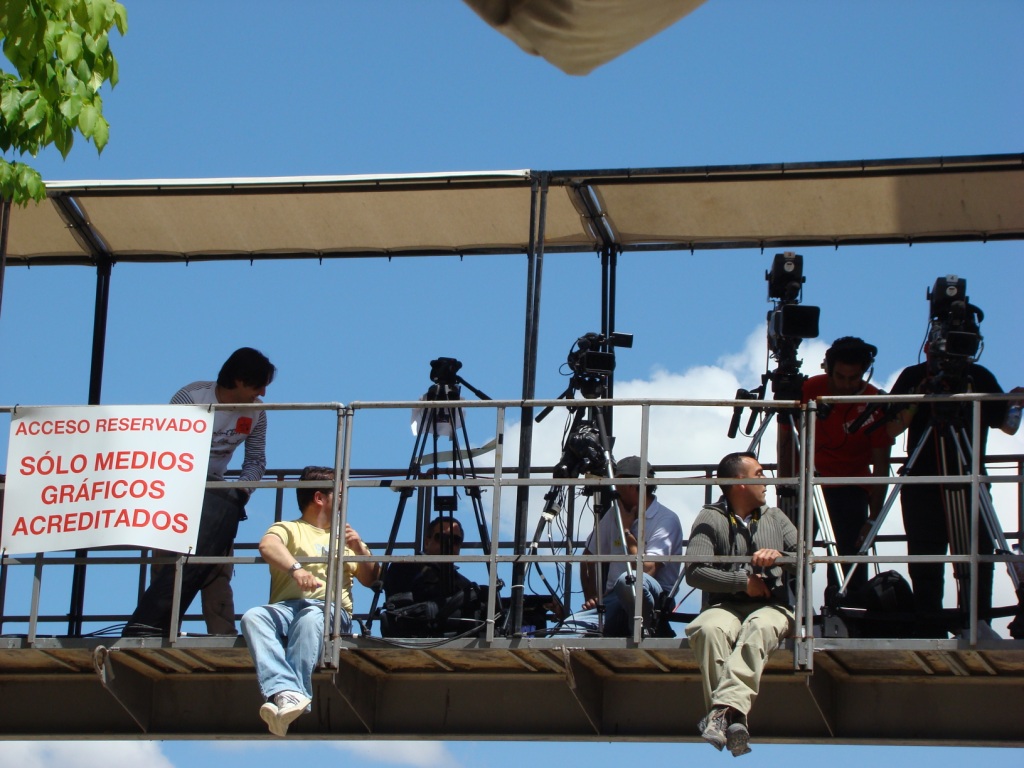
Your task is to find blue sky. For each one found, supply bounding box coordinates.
[2,1,1023,764]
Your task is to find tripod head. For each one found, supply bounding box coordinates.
[552,422,607,479]
[426,357,493,402]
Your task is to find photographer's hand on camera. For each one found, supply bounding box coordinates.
[746,573,772,599]
[745,550,783,599]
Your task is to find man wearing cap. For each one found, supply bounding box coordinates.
[578,455,684,636]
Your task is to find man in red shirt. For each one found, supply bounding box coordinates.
[779,337,892,601]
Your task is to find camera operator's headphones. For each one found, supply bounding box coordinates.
[822,336,878,377]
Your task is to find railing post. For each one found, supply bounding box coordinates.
[327,405,353,666]
[486,406,506,642]
[968,399,982,645]
[796,402,815,670]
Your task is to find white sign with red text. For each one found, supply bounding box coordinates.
[2,405,214,555]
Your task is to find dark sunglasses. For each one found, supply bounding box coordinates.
[432,531,463,545]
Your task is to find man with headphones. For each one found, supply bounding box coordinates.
[779,337,892,601]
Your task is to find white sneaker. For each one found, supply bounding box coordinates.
[272,690,312,734]
[259,700,287,737]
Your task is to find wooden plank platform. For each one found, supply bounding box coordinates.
[1,635,1021,744]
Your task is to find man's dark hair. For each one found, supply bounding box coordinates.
[217,347,276,389]
[296,466,335,511]
[716,451,758,501]
[427,515,464,539]
[824,336,877,373]
[716,451,758,481]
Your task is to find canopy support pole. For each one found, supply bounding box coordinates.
[50,194,116,635]
[511,173,548,634]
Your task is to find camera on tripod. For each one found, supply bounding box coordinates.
[429,357,463,387]
[537,330,634,424]
[925,275,984,383]
[567,331,634,378]
[729,253,821,438]
[765,252,820,370]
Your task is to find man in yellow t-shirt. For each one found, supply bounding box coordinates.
[241,466,379,737]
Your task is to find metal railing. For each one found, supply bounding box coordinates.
[1,395,1022,666]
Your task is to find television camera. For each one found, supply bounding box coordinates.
[536,331,633,421]
[765,251,821,400]
[924,275,984,389]
[728,252,820,438]
[566,331,633,388]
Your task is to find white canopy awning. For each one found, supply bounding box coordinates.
[4,155,1023,267]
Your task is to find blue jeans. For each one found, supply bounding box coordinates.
[241,599,351,701]
[565,572,662,637]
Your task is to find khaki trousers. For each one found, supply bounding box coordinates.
[686,601,794,716]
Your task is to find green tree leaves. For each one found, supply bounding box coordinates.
[0,0,127,204]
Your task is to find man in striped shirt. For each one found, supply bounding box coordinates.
[123,347,276,637]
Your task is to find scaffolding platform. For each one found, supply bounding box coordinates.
[2,635,1022,744]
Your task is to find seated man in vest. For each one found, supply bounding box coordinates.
[241,466,380,737]
[380,515,484,637]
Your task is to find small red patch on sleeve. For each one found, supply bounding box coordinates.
[235,417,253,435]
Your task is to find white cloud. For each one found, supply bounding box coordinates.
[482,325,1024,633]
[3,742,174,768]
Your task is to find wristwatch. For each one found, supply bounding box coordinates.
[289,562,304,572]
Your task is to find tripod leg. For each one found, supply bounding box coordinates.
[365,407,437,630]
[813,485,847,599]
[775,410,848,600]
[453,403,492,557]
[942,426,1017,635]
[521,408,588,588]
[857,423,935,559]
[941,427,980,621]
[592,405,648,637]
[933,424,1000,632]
[955,425,1021,590]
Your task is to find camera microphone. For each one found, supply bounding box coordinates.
[845,393,887,435]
